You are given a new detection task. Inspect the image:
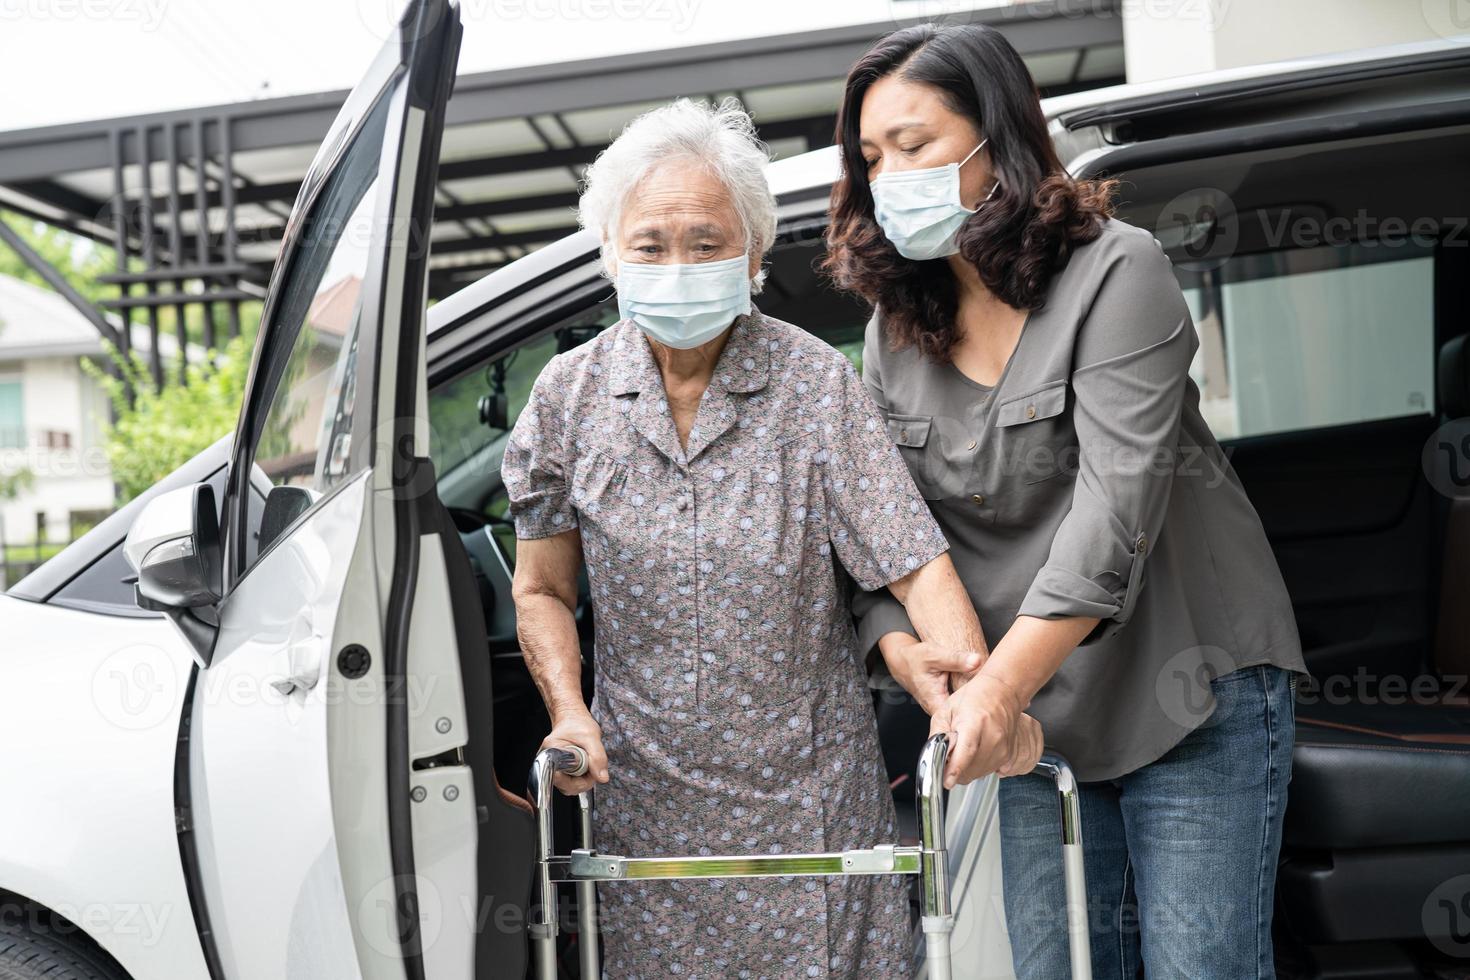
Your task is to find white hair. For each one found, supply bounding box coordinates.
[577,97,778,292]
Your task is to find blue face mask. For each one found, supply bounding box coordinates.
[870,139,997,261]
[616,253,752,350]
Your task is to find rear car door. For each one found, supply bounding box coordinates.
[186,3,477,977]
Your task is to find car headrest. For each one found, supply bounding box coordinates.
[1441,334,1470,420]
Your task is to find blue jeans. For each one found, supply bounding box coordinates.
[999,664,1295,980]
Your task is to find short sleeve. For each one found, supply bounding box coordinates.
[1017,230,1197,642]
[819,354,948,592]
[500,354,579,539]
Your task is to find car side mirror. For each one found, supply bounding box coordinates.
[123,483,223,665]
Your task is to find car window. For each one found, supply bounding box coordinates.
[1177,242,1435,441]
[430,296,619,564]
[238,91,393,572]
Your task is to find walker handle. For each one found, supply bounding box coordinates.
[544,745,588,778]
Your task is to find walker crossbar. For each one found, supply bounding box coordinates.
[527,736,1092,980]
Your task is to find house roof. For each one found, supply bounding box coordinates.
[0,273,110,361]
[0,272,185,362]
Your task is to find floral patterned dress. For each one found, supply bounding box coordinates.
[503,310,948,978]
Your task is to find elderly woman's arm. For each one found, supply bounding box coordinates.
[501,353,609,795]
[878,555,985,711]
[512,532,609,795]
[821,355,1040,788]
[887,559,1043,787]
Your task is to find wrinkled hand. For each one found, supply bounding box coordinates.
[929,673,1042,788]
[541,708,610,795]
[878,633,984,716]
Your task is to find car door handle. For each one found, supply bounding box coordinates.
[270,642,323,697]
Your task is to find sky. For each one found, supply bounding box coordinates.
[0,0,1006,132]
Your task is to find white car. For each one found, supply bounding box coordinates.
[4,3,1469,977]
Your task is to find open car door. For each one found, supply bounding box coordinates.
[125,2,529,977]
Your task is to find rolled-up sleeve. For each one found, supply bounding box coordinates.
[1018,235,1197,643]
[501,354,579,539]
[820,350,949,594]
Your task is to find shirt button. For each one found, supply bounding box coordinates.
[966,438,977,451]
[971,494,985,506]
[1136,533,1148,554]
[1026,405,1037,420]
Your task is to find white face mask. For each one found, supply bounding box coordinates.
[615,253,753,350]
[869,139,997,261]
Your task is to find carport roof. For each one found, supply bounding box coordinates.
[0,0,1124,301]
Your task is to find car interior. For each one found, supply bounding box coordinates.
[421,114,1469,978]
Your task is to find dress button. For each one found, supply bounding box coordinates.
[1026,405,1037,420]
[677,496,689,511]
[1136,533,1148,554]
[966,439,977,451]
[971,493,985,506]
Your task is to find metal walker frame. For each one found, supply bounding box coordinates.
[528,734,1091,979]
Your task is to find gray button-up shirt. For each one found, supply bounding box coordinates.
[855,219,1307,781]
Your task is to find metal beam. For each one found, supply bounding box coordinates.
[0,216,123,349]
[0,1,1123,184]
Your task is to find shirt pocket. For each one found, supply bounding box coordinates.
[994,380,1074,486]
[885,413,946,500]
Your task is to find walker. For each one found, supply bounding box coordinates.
[528,735,1092,979]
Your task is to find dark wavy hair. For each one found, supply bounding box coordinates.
[822,23,1117,362]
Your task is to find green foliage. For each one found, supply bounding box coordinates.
[0,468,33,502]
[84,335,255,503]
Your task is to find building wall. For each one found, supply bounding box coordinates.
[1123,0,1459,83]
[0,355,114,547]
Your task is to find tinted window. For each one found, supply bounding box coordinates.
[239,92,392,571]
[431,298,619,566]
[1178,243,1435,441]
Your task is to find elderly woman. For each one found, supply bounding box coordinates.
[502,99,1039,978]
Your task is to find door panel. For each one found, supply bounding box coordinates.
[197,475,378,979]
[1227,416,1435,678]
[190,2,469,978]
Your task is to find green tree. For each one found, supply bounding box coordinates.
[84,336,254,503]
[1,211,270,505]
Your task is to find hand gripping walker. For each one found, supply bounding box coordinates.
[528,735,1092,979]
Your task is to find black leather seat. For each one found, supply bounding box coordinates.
[1289,699,1470,850]
[1278,334,1470,949]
